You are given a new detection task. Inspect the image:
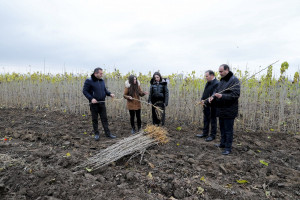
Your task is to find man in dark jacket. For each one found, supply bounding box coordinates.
[148,72,169,126]
[209,64,240,155]
[83,68,116,141]
[196,70,219,141]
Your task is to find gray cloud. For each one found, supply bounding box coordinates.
[0,0,299,76]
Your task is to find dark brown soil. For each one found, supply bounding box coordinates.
[0,108,299,200]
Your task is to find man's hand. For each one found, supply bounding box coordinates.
[199,100,205,106]
[208,96,214,103]
[110,93,115,98]
[214,93,222,99]
[144,91,149,95]
[91,98,98,104]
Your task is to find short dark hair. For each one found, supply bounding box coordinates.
[220,64,230,71]
[94,67,103,73]
[205,70,215,76]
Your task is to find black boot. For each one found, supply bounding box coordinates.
[105,132,116,139]
[205,136,215,142]
[137,126,142,132]
[131,128,136,134]
[94,131,100,141]
[94,134,100,141]
[222,150,231,155]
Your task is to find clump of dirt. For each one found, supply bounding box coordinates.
[0,108,299,199]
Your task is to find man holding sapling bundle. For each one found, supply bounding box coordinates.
[196,70,219,142]
[83,68,116,141]
[208,64,240,155]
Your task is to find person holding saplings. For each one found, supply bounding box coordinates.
[196,70,219,142]
[148,72,169,126]
[83,67,116,141]
[124,75,148,134]
[208,64,240,155]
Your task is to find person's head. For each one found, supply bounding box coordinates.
[153,72,162,82]
[219,64,230,78]
[128,75,137,85]
[93,68,103,79]
[205,70,215,82]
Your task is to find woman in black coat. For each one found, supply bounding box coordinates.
[148,72,169,126]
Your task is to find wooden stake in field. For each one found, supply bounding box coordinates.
[75,125,168,171]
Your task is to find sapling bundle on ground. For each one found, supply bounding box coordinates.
[75,125,168,171]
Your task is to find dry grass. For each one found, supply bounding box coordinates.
[144,125,169,144]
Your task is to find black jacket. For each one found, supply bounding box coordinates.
[148,78,169,106]
[83,74,111,102]
[213,71,240,118]
[201,78,219,105]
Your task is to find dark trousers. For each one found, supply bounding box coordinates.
[129,109,141,129]
[152,102,166,126]
[203,106,217,137]
[90,103,110,135]
[219,118,235,151]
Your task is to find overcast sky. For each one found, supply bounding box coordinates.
[0,0,299,77]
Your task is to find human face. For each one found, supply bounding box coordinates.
[154,75,160,82]
[94,69,103,79]
[205,72,214,82]
[133,77,137,84]
[219,66,229,78]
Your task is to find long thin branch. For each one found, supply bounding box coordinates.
[198,60,279,106]
[215,60,279,96]
[124,95,163,112]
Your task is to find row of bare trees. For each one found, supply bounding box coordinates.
[0,76,299,133]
